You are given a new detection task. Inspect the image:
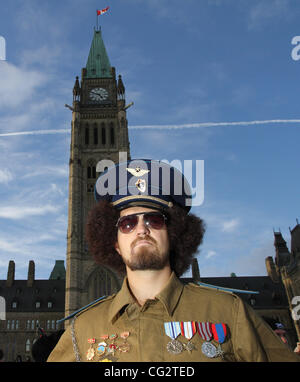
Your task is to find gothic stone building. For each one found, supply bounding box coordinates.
[0,260,65,361]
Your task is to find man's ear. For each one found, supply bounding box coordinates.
[115,241,121,255]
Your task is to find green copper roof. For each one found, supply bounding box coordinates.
[86,29,112,78]
[49,260,66,280]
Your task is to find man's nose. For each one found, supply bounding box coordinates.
[136,215,150,235]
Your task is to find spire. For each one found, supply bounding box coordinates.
[117,74,125,99]
[85,29,112,79]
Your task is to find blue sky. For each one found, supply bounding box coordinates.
[0,0,299,280]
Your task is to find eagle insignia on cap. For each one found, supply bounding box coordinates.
[135,179,146,193]
[126,167,150,177]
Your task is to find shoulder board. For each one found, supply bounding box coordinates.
[57,295,114,324]
[189,281,259,295]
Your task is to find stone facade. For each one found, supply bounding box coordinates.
[0,260,65,361]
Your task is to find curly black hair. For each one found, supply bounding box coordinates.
[85,200,205,277]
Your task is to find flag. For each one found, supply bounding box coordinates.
[97,7,109,16]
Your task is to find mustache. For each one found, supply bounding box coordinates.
[131,235,157,249]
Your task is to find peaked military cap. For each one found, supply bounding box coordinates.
[94,159,192,212]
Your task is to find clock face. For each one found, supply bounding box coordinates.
[89,87,109,102]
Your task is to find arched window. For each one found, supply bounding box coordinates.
[94,124,98,145]
[85,124,89,145]
[101,123,106,145]
[110,123,115,146]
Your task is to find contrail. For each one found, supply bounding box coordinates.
[0,119,299,137]
[0,129,69,137]
[129,119,300,129]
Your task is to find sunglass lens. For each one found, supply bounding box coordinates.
[144,213,166,229]
[118,215,138,233]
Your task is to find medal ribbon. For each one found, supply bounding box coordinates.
[164,322,181,340]
[196,322,213,341]
[180,321,196,340]
[211,323,227,344]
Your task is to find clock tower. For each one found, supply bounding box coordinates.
[65,28,131,320]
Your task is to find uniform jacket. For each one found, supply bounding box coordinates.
[47,272,299,362]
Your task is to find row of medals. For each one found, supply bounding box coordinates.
[167,338,224,359]
[87,331,130,361]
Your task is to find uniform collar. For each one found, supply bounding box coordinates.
[108,272,184,323]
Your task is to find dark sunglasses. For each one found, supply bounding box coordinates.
[116,212,167,234]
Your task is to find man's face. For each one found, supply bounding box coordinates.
[114,206,170,271]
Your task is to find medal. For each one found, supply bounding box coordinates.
[118,331,130,353]
[107,334,118,355]
[201,342,218,358]
[86,338,96,361]
[164,322,183,354]
[180,322,197,353]
[211,323,227,359]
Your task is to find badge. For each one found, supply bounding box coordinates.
[180,322,197,353]
[126,167,150,177]
[96,341,107,356]
[164,322,183,354]
[135,178,146,193]
[118,331,130,353]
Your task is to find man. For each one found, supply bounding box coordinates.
[48,159,299,362]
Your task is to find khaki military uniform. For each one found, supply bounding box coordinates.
[48,272,299,362]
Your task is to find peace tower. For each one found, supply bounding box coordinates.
[65,28,131,320]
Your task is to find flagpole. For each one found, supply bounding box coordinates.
[96,10,98,31]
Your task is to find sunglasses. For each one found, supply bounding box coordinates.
[116,212,167,234]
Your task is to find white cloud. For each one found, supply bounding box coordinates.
[221,218,240,233]
[0,205,59,220]
[247,0,292,30]
[205,250,217,259]
[0,168,13,184]
[0,61,46,109]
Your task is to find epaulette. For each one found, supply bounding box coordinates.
[189,281,259,295]
[57,294,114,324]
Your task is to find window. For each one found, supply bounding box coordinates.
[7,320,10,330]
[110,123,115,146]
[25,339,30,352]
[94,126,98,145]
[11,320,15,330]
[101,124,106,145]
[12,301,17,309]
[26,320,30,330]
[35,301,40,309]
[31,320,35,330]
[47,320,50,330]
[85,125,89,145]
[16,320,19,330]
[48,301,53,309]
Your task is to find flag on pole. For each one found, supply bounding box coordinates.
[97,7,109,16]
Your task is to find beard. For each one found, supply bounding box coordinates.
[122,236,169,271]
